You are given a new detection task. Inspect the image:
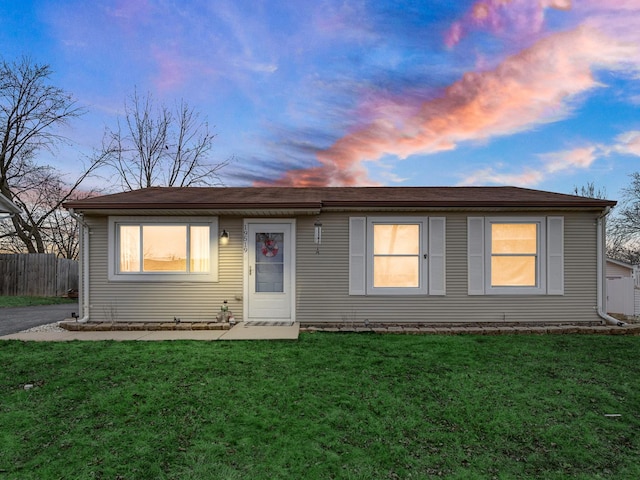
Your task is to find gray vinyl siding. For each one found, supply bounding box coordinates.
[86,216,244,323]
[86,209,601,324]
[296,211,601,324]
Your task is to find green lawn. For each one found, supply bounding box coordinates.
[0,296,77,308]
[1,334,638,479]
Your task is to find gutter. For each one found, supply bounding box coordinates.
[68,209,90,323]
[0,204,21,219]
[597,207,626,327]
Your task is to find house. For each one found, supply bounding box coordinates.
[0,192,20,216]
[63,186,621,326]
[606,258,639,318]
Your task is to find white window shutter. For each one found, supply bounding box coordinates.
[547,216,564,295]
[428,217,446,295]
[468,217,485,295]
[349,217,366,295]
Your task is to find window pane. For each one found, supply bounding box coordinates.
[491,256,536,286]
[143,225,187,272]
[492,224,537,254]
[255,233,283,262]
[374,256,419,288]
[256,264,284,292]
[190,226,210,272]
[119,225,140,272]
[255,233,284,292]
[374,224,419,255]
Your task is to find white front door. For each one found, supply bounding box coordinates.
[245,221,295,322]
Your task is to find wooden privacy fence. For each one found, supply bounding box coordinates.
[0,254,79,297]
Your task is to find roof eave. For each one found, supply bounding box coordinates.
[65,201,323,211]
[322,200,617,209]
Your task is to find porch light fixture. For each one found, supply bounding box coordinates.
[220,229,229,245]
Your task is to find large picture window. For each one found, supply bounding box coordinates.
[109,216,218,282]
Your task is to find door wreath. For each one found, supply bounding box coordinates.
[260,235,279,257]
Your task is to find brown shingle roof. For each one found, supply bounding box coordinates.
[63,186,616,211]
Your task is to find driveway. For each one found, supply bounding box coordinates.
[0,303,79,336]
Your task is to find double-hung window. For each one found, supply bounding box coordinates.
[490,222,539,288]
[109,216,219,282]
[468,216,564,295]
[349,216,446,296]
[370,221,424,294]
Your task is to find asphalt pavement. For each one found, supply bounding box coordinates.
[0,303,78,336]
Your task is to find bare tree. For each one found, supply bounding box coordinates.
[0,57,104,256]
[0,162,105,257]
[608,173,640,264]
[572,182,630,262]
[103,90,227,190]
[572,182,607,200]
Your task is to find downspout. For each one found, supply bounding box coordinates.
[597,207,626,327]
[69,209,90,323]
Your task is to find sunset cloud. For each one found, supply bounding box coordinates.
[264,22,638,186]
[18,0,638,193]
[540,146,599,173]
[445,0,571,48]
[459,145,601,187]
[458,167,545,187]
[613,130,640,157]
[457,126,640,188]
[151,47,190,93]
[459,145,607,187]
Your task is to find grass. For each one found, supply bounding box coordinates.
[0,334,639,479]
[0,296,77,308]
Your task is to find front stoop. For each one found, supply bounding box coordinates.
[300,322,640,335]
[60,321,231,332]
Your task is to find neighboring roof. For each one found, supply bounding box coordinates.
[63,186,617,214]
[0,192,20,215]
[606,258,635,270]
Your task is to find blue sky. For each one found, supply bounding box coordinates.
[1,0,640,201]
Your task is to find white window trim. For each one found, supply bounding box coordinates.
[366,217,428,295]
[484,217,546,295]
[108,216,219,282]
[350,216,446,296]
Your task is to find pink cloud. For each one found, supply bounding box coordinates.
[460,145,603,187]
[151,47,190,93]
[109,0,151,20]
[445,0,571,48]
[541,146,598,173]
[458,167,545,187]
[107,0,153,34]
[254,156,379,187]
[614,131,640,156]
[263,23,637,187]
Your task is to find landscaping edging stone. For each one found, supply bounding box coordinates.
[57,320,640,335]
[300,322,640,335]
[60,321,231,331]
